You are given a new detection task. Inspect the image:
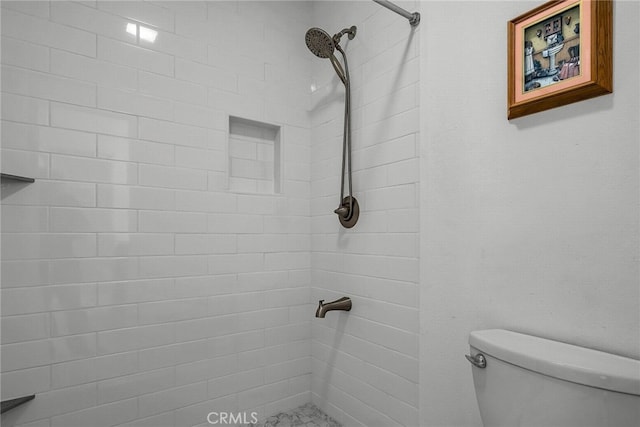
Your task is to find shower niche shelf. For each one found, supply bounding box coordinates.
[228,116,281,194]
[1,173,35,183]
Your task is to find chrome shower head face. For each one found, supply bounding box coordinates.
[305,27,335,58]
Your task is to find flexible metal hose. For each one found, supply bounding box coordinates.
[335,44,353,220]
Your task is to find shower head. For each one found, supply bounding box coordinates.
[305,26,356,86]
[305,27,345,84]
[305,27,335,58]
[305,26,357,58]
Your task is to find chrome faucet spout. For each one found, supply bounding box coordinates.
[315,297,352,318]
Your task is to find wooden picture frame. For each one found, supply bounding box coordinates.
[507,0,612,120]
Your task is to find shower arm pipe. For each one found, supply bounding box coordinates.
[334,27,356,42]
[372,0,420,26]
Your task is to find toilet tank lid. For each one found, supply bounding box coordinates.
[469,329,640,396]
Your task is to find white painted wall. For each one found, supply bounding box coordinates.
[419,1,640,426]
[309,1,420,426]
[1,2,313,426]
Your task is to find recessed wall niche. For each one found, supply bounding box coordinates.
[228,116,282,194]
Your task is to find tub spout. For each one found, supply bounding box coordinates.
[315,297,352,318]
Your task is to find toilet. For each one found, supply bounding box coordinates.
[467,329,640,427]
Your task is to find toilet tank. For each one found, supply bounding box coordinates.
[468,329,640,427]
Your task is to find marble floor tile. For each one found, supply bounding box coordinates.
[249,402,341,427]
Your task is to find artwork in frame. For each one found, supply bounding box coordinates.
[507,0,612,120]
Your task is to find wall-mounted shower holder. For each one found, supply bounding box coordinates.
[335,196,359,229]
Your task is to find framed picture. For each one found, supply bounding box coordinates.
[507,0,612,119]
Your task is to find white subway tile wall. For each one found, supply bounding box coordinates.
[309,1,420,426]
[1,1,421,426]
[1,1,314,427]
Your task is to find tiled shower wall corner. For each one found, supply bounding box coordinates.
[1,1,314,426]
[309,2,420,426]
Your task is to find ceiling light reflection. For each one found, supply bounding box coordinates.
[126,22,157,43]
[139,26,158,43]
[126,22,137,37]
